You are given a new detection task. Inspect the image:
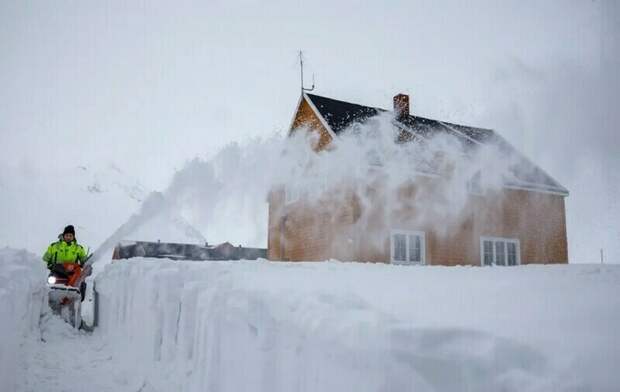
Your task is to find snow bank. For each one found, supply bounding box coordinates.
[0,248,48,391]
[96,259,620,391]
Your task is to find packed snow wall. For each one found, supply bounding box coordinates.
[94,258,620,392]
[0,249,48,391]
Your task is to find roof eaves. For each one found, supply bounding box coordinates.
[504,182,569,197]
[438,121,568,194]
[492,133,569,194]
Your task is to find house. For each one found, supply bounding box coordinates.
[267,92,569,266]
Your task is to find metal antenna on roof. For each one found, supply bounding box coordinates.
[299,50,315,93]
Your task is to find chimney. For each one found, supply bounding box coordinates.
[393,93,410,120]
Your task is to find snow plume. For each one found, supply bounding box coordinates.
[95,109,546,262]
[292,114,512,230]
[92,192,206,266]
[132,111,524,257]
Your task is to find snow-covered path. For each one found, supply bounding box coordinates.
[20,314,141,392]
[0,248,147,392]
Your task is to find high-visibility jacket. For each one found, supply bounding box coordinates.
[43,240,87,268]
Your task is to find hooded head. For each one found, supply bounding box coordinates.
[62,225,75,243]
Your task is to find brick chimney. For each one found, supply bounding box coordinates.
[393,93,410,120]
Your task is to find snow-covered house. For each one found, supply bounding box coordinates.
[267,93,569,266]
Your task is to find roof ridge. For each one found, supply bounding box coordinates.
[307,93,491,132]
[306,93,384,111]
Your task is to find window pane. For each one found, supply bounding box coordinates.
[495,241,506,266]
[507,242,517,266]
[483,240,493,266]
[467,171,482,194]
[393,234,406,262]
[409,235,421,262]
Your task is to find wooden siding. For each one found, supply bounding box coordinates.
[270,183,568,265]
[290,97,333,151]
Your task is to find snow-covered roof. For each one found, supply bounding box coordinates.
[304,93,568,195]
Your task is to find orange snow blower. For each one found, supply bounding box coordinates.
[47,262,86,328]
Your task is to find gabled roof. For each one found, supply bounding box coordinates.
[303,93,568,196]
[306,94,383,133]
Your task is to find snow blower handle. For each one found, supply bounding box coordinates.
[74,250,94,290]
[79,245,92,266]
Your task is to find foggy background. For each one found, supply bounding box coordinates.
[1,0,618,263]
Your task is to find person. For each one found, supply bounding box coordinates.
[43,225,87,270]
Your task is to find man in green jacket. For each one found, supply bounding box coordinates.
[43,225,87,270]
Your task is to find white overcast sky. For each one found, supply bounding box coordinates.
[1,0,618,262]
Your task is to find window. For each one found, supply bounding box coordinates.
[507,242,517,266]
[393,234,407,262]
[391,230,425,265]
[495,241,506,265]
[285,185,300,204]
[483,240,493,266]
[467,171,483,195]
[480,237,520,266]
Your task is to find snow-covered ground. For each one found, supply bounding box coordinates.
[21,314,142,392]
[3,249,619,392]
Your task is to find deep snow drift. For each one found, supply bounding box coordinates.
[0,248,47,391]
[91,258,620,392]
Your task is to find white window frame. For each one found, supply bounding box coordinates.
[479,236,521,266]
[390,229,426,265]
